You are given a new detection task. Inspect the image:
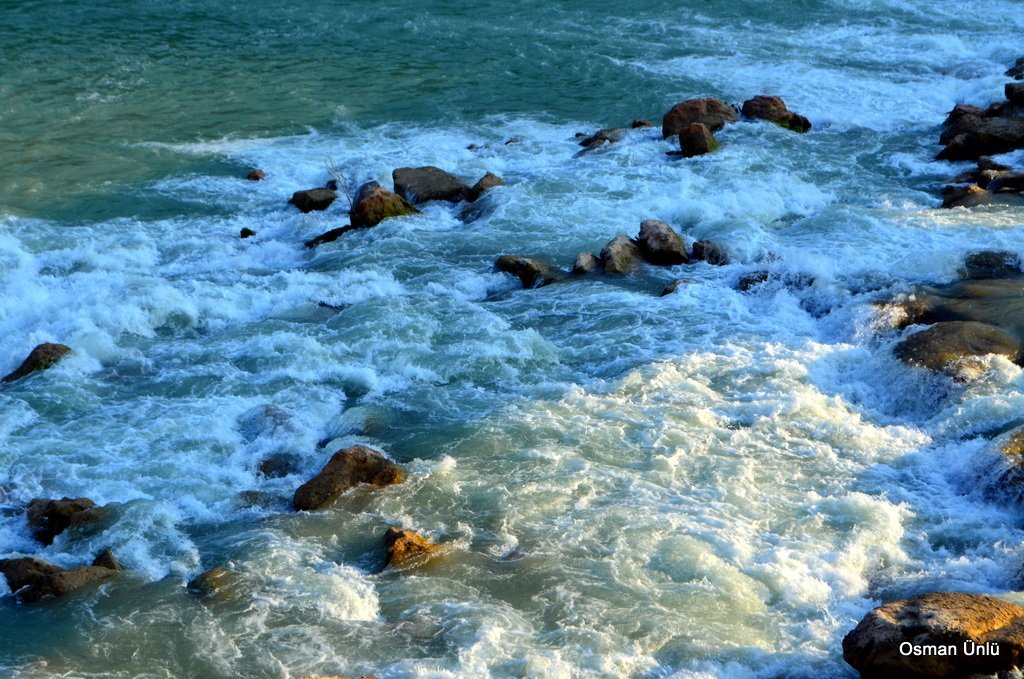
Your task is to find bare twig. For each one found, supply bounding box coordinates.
[324,153,353,209]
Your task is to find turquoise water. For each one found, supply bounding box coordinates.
[2,0,1024,677]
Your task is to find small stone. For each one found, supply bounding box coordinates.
[631,119,652,128]
[383,527,438,568]
[240,227,256,239]
[289,189,337,213]
[660,279,687,296]
[245,169,266,181]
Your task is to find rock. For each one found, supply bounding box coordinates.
[738,271,770,291]
[737,271,815,292]
[392,166,470,204]
[1004,429,1024,456]
[257,453,301,479]
[691,240,728,265]
[92,549,121,571]
[495,256,565,289]
[26,497,99,545]
[631,119,652,128]
[894,321,1021,372]
[572,252,600,275]
[962,251,1023,280]
[980,156,1014,173]
[660,279,687,296]
[246,169,266,181]
[1008,82,1024,106]
[600,236,642,275]
[466,172,504,202]
[842,592,1024,678]
[239,227,256,239]
[635,219,688,265]
[187,566,235,597]
[293,446,404,511]
[383,527,438,568]
[937,115,1024,160]
[1008,57,1024,80]
[988,172,1024,194]
[575,128,627,156]
[940,184,991,208]
[661,98,738,138]
[740,95,811,132]
[943,103,986,127]
[349,182,419,229]
[677,123,718,157]
[289,189,337,213]
[304,225,358,249]
[3,343,71,383]
[890,278,1024,338]
[0,557,117,603]
[504,136,526,145]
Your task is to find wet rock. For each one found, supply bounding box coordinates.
[572,252,600,275]
[940,184,991,208]
[600,235,642,275]
[383,527,438,568]
[691,240,728,265]
[937,115,1024,160]
[943,103,986,127]
[257,453,301,479]
[1008,57,1024,80]
[988,172,1024,194]
[660,279,688,296]
[245,169,266,181]
[635,219,688,265]
[3,343,71,383]
[289,189,337,213]
[575,128,626,156]
[1007,82,1024,106]
[349,182,419,229]
[293,446,404,511]
[631,119,652,128]
[887,278,1024,338]
[504,135,526,145]
[392,166,469,204]
[676,123,718,158]
[661,98,738,138]
[842,592,1024,678]
[737,271,815,292]
[894,321,1021,372]
[0,557,117,603]
[187,566,235,597]
[92,549,121,571]
[26,497,100,545]
[1004,429,1024,457]
[961,251,1023,280]
[239,227,256,239]
[495,256,565,289]
[740,95,811,132]
[304,225,358,249]
[466,172,504,202]
[237,404,295,443]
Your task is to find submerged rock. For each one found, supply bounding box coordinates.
[894,321,1021,372]
[940,184,991,208]
[961,251,1023,280]
[392,166,469,204]
[187,566,236,597]
[466,172,504,202]
[304,225,358,249]
[843,592,1024,678]
[245,169,266,181]
[3,343,71,383]
[495,256,565,289]
[239,227,256,239]
[661,98,738,138]
[293,446,404,511]
[635,219,688,265]
[349,182,419,229]
[383,527,438,568]
[572,252,600,275]
[289,188,337,213]
[691,240,728,265]
[676,123,717,157]
[1008,57,1024,79]
[631,119,652,128]
[740,95,811,132]
[600,236,642,275]
[575,127,627,156]
[26,497,102,545]
[92,549,121,571]
[257,453,301,479]
[660,279,688,296]
[0,556,118,603]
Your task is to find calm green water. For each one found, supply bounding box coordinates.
[2,0,1024,677]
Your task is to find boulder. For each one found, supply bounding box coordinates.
[677,123,718,157]
[289,189,337,213]
[961,251,1023,280]
[691,240,728,265]
[937,115,1024,160]
[383,527,438,568]
[239,227,256,239]
[575,128,627,156]
[245,169,266,181]
[572,252,600,275]
[466,172,505,202]
[26,497,102,545]
[940,184,991,208]
[392,166,469,204]
[740,95,811,132]
[635,220,688,265]
[1007,82,1024,106]
[349,182,419,229]
[3,343,71,383]
[894,321,1021,372]
[495,256,565,289]
[600,236,642,275]
[662,98,738,138]
[842,592,1024,678]
[293,446,404,511]
[0,557,117,603]
[187,566,236,597]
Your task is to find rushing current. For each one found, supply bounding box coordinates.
[2,0,1024,677]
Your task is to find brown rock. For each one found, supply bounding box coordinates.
[3,343,71,383]
[636,220,688,265]
[661,98,738,138]
[289,189,337,213]
[495,256,565,289]
[92,549,121,571]
[246,169,266,181]
[894,321,1021,372]
[631,119,652,128]
[575,128,627,156]
[293,446,404,511]
[943,103,986,127]
[940,184,991,208]
[466,172,505,202]
[187,566,235,597]
[961,251,1023,280]
[392,166,469,204]
[691,240,728,265]
[0,557,116,603]
[26,497,99,545]
[842,592,1024,678]
[572,252,600,275]
[349,182,419,229]
[889,278,1024,338]
[677,123,718,158]
[240,227,256,239]
[740,95,811,132]
[383,527,438,568]
[600,236,641,275]
[937,115,1024,160]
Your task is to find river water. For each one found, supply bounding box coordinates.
[2,1,1024,677]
